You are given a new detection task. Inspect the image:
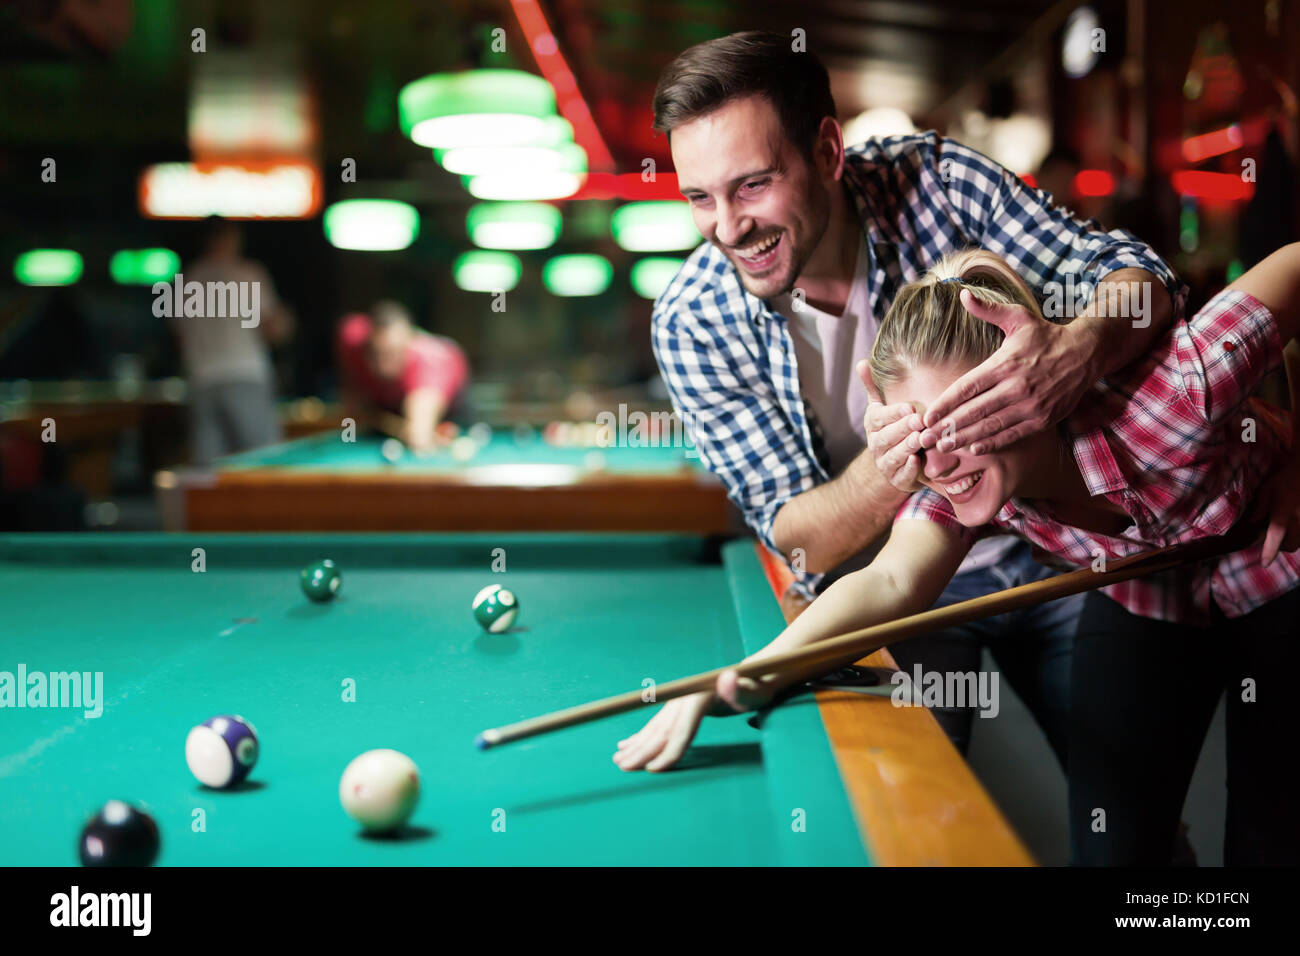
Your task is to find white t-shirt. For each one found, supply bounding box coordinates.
[172,257,277,387]
[772,240,1015,577]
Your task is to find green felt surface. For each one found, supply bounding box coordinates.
[0,534,869,866]
[215,431,703,475]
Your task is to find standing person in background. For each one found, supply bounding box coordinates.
[336,301,470,454]
[172,218,295,465]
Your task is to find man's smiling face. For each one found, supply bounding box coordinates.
[670,94,831,299]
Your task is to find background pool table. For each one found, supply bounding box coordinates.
[155,432,737,534]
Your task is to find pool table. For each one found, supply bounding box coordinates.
[0,533,1031,866]
[155,431,736,533]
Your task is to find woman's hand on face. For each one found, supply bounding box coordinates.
[858,360,925,493]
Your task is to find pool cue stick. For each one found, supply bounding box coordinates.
[475,525,1259,750]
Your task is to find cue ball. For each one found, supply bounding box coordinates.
[185,714,259,789]
[78,800,160,867]
[472,583,519,633]
[381,438,403,463]
[450,435,478,462]
[339,749,420,833]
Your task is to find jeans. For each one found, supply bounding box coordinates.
[190,378,282,466]
[888,539,1079,768]
[1070,586,1300,866]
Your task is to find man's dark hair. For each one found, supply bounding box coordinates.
[652,31,837,163]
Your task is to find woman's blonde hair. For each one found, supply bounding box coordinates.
[868,249,1045,399]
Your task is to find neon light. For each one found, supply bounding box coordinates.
[466,203,562,250]
[543,255,613,296]
[399,70,556,149]
[453,251,522,292]
[1072,169,1115,197]
[110,249,180,284]
[508,0,614,171]
[611,202,700,251]
[323,200,419,251]
[1171,170,1254,201]
[629,257,684,299]
[569,173,683,201]
[1182,125,1243,163]
[14,249,82,286]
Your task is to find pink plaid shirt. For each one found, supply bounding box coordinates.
[897,289,1300,624]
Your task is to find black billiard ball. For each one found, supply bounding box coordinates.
[301,559,342,602]
[78,800,160,867]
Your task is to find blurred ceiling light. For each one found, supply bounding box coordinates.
[842,108,917,144]
[841,65,932,116]
[139,161,321,219]
[435,116,573,173]
[14,250,82,287]
[399,70,556,149]
[986,114,1052,176]
[454,251,522,292]
[1062,6,1101,79]
[466,203,562,250]
[466,169,586,201]
[543,255,614,296]
[610,202,700,252]
[323,200,419,251]
[188,53,316,158]
[629,257,684,300]
[110,249,180,285]
[439,142,586,177]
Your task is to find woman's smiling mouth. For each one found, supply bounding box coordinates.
[943,470,984,501]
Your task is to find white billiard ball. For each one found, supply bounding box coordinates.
[450,436,478,462]
[185,715,259,789]
[381,438,404,463]
[339,749,420,833]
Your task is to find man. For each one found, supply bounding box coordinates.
[174,219,294,465]
[615,31,1185,776]
[336,301,469,453]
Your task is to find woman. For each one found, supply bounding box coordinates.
[615,244,1300,865]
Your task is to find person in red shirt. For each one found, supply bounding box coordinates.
[336,301,469,453]
[615,243,1300,865]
